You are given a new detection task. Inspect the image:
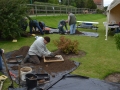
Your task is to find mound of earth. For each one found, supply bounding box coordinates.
[8,46,86,74]
[104,72,120,83]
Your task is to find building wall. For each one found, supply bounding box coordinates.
[93,0,104,10]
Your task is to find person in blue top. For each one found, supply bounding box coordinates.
[58,20,68,34]
[29,20,44,35]
[0,48,4,70]
[39,21,45,31]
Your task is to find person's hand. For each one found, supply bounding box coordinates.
[49,52,56,57]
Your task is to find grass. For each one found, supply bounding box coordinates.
[1,14,120,89]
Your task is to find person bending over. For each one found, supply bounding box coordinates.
[29,20,44,35]
[23,36,55,64]
[39,21,45,31]
[58,20,68,34]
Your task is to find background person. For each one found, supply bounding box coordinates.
[68,12,76,35]
[29,20,44,35]
[39,21,46,31]
[26,16,44,35]
[0,48,4,70]
[23,36,55,64]
[58,20,68,34]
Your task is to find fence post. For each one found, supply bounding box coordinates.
[52,6,55,16]
[60,7,61,15]
[27,4,96,16]
[45,6,47,16]
[35,5,37,16]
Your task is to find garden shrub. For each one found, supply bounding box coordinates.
[0,0,28,40]
[114,33,120,50]
[108,29,115,36]
[96,9,104,14]
[53,36,79,54]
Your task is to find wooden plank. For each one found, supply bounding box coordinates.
[44,55,64,62]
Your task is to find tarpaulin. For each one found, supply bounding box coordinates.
[3,51,80,90]
[49,74,120,90]
[3,51,120,90]
[8,74,120,90]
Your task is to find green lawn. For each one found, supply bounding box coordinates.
[0,14,120,90]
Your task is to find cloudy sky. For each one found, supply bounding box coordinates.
[104,0,114,6]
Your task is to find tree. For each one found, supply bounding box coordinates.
[48,0,59,4]
[61,0,67,5]
[104,6,108,11]
[86,0,97,9]
[75,0,85,8]
[0,0,28,40]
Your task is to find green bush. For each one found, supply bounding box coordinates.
[114,33,120,50]
[96,9,104,14]
[53,36,79,54]
[0,0,28,40]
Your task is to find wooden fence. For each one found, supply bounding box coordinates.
[27,4,97,16]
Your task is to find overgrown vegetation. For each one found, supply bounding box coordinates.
[0,0,27,40]
[114,33,120,50]
[96,9,104,14]
[33,0,97,9]
[53,36,79,54]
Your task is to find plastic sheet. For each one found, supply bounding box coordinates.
[49,74,120,90]
[3,51,80,90]
[78,31,99,37]
[8,74,120,90]
[3,52,120,90]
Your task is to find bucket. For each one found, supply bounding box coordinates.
[20,67,32,81]
[25,73,37,89]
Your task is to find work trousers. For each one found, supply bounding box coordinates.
[0,56,3,70]
[29,21,44,35]
[70,24,76,34]
[24,54,42,64]
[58,26,66,34]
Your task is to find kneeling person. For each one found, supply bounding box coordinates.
[23,36,55,64]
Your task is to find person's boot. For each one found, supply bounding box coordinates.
[22,54,30,64]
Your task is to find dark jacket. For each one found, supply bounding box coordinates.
[58,20,68,30]
[68,13,76,25]
[39,21,45,30]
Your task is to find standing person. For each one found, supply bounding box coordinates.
[23,36,55,64]
[0,48,4,70]
[29,20,44,35]
[68,12,76,35]
[58,20,68,34]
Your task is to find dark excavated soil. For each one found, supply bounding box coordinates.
[9,46,86,75]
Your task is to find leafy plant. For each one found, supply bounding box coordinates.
[53,36,79,54]
[114,33,120,50]
[0,0,28,40]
